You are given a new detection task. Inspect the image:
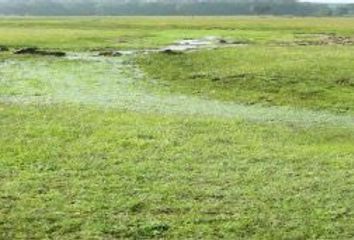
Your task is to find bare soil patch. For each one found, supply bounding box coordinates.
[295,34,354,46]
[14,47,66,57]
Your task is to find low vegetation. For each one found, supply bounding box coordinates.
[138,46,354,113]
[1,105,354,239]
[1,17,354,239]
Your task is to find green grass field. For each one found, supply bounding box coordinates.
[1,17,354,239]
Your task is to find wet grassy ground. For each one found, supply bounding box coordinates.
[138,46,354,114]
[1,17,354,50]
[1,53,352,126]
[1,17,354,239]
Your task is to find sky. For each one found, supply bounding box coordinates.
[299,0,354,3]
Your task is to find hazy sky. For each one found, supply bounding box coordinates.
[299,0,354,3]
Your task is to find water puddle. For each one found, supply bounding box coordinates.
[0,53,353,128]
[161,36,247,53]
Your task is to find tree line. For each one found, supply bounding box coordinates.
[0,0,353,16]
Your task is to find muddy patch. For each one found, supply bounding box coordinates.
[7,36,247,59]
[160,49,184,55]
[160,36,248,54]
[14,47,66,57]
[335,77,354,87]
[295,34,354,46]
[98,51,123,57]
[0,45,9,52]
[80,36,249,57]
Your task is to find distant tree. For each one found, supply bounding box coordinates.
[0,0,352,16]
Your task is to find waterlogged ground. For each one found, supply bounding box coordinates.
[1,17,354,239]
[0,53,353,128]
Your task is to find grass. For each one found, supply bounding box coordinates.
[1,16,354,50]
[138,46,354,113]
[1,104,354,239]
[1,17,354,239]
